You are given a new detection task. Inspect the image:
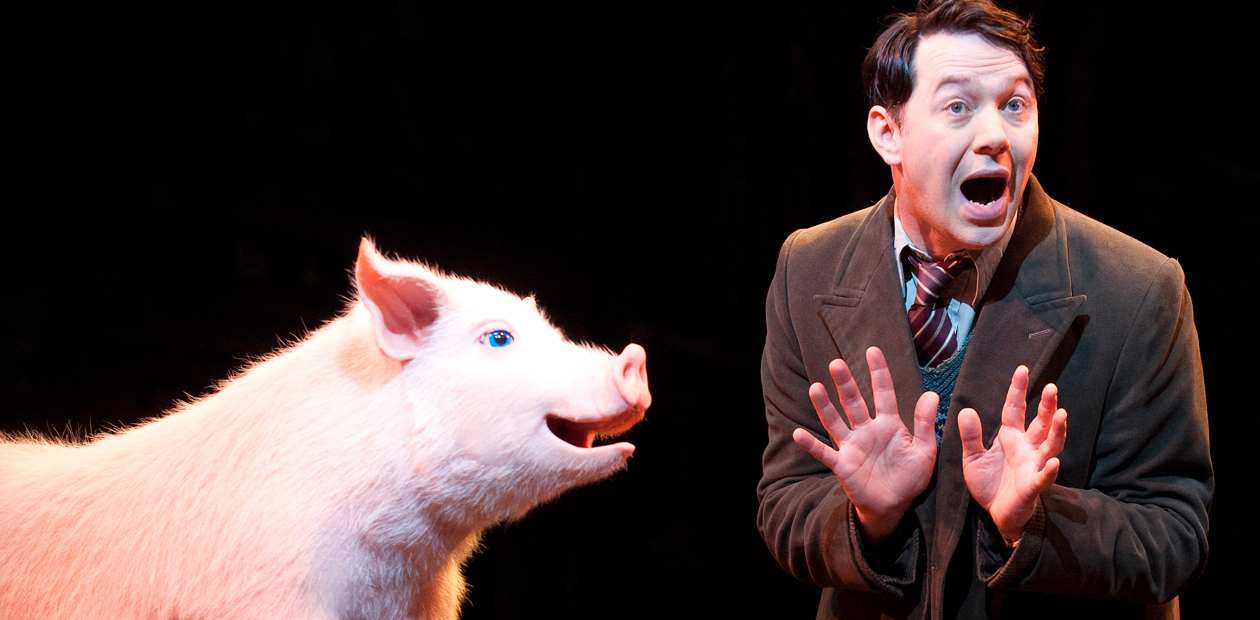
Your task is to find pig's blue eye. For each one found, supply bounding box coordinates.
[483,329,514,347]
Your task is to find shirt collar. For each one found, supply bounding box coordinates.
[892,203,1018,307]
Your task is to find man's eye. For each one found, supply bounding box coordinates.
[1006,99,1026,113]
[948,102,966,114]
[482,329,514,347]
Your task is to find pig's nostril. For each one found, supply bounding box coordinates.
[616,343,649,392]
[622,359,642,384]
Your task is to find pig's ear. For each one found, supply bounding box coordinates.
[355,238,441,361]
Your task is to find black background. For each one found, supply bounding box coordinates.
[4,1,1252,617]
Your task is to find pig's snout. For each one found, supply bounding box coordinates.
[614,344,651,412]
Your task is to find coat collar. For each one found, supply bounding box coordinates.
[813,176,1084,419]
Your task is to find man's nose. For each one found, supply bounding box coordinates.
[972,106,1010,156]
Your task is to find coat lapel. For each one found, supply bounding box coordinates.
[813,193,924,434]
[812,193,943,571]
[929,176,1088,605]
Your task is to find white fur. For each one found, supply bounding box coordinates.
[0,240,649,620]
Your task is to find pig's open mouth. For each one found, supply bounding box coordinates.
[545,408,644,449]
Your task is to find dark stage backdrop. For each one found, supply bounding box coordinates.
[5,1,1251,618]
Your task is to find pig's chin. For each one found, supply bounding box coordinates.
[544,408,644,452]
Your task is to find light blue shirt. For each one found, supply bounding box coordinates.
[892,207,1017,352]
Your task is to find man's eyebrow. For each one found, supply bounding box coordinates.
[935,74,979,89]
[933,72,1033,91]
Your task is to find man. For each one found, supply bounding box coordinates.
[756,1,1212,618]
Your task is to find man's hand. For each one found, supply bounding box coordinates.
[959,365,1067,543]
[792,347,939,547]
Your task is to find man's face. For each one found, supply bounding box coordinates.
[874,33,1039,257]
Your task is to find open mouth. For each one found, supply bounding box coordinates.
[545,408,645,449]
[960,176,1007,205]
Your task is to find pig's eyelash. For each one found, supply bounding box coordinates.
[480,329,514,348]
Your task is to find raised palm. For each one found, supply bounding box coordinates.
[959,365,1067,542]
[793,347,939,544]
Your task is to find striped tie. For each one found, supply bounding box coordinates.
[905,251,971,367]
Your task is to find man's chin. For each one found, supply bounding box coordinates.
[948,217,1015,251]
[955,201,1018,248]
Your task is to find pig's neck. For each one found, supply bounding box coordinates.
[204,306,497,573]
[69,306,490,607]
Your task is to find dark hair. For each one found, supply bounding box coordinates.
[862,0,1044,122]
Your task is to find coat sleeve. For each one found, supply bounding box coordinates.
[985,256,1212,603]
[756,230,922,596]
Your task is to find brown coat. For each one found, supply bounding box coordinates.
[757,177,1212,619]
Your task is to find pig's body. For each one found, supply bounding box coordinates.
[0,240,650,620]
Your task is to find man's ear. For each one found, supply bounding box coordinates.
[867,105,902,166]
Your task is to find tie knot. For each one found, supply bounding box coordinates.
[905,251,970,307]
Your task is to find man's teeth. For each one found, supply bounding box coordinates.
[960,176,1005,205]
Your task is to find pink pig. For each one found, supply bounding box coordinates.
[0,239,651,620]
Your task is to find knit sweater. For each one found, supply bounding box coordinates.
[921,334,971,445]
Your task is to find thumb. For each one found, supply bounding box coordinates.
[958,408,986,463]
[913,390,940,446]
